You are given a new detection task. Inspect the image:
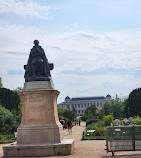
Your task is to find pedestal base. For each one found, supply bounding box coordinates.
[3,139,74,157]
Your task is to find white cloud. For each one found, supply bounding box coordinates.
[0,23,141,102]
[0,0,50,19]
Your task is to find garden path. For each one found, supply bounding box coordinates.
[1,122,141,157]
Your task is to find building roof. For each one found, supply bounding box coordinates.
[71,96,105,101]
[65,96,70,100]
[106,94,111,98]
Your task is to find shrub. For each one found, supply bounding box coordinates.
[103,114,114,126]
[86,118,98,126]
[131,116,141,125]
[81,115,89,122]
[86,121,106,136]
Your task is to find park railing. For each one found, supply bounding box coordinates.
[105,125,141,156]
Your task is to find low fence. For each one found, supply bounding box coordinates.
[105,125,141,156]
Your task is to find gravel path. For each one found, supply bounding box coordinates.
[1,122,141,158]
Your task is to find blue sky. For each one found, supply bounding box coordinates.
[0,0,141,103]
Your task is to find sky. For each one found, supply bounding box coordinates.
[0,0,141,103]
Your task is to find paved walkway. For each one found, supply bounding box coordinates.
[1,122,141,157]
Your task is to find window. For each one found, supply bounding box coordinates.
[87,103,89,107]
[94,103,96,106]
[72,104,74,108]
[81,104,83,107]
[82,110,83,113]
[100,103,102,107]
[78,110,80,113]
[84,104,86,107]
[78,104,80,108]
[75,104,77,108]
[97,103,99,107]
[91,103,93,106]
[67,104,70,109]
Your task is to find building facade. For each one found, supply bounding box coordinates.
[58,94,111,115]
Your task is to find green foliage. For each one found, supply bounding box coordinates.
[82,135,105,140]
[0,134,16,144]
[100,99,125,119]
[86,121,105,136]
[58,107,76,121]
[85,106,97,116]
[0,105,18,134]
[82,106,98,125]
[100,101,112,116]
[123,98,129,118]
[0,88,21,113]
[86,117,98,126]
[131,116,141,125]
[81,115,89,121]
[58,107,66,119]
[62,109,77,121]
[103,114,114,126]
[57,107,77,129]
[0,77,3,88]
[128,88,141,117]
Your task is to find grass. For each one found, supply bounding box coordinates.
[82,135,106,140]
[0,138,16,144]
[0,134,16,144]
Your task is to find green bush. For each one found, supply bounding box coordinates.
[86,118,98,126]
[82,135,105,140]
[103,114,114,126]
[81,115,89,121]
[86,121,106,136]
[0,134,16,144]
[131,116,141,125]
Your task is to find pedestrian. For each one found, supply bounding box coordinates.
[60,118,65,129]
[67,120,72,134]
[77,120,78,126]
[79,120,80,126]
[121,118,125,126]
[75,120,76,126]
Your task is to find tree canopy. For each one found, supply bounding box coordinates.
[0,77,3,88]
[128,88,141,117]
[0,88,21,113]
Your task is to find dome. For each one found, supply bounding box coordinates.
[65,96,70,100]
[106,94,111,98]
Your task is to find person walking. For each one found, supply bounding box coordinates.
[75,120,76,126]
[67,120,72,135]
[77,120,78,126]
[60,118,65,129]
[79,120,81,126]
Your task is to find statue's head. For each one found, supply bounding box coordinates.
[33,40,39,46]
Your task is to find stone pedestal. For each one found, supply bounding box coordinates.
[3,81,74,157]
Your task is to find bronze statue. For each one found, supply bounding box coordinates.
[24,40,54,82]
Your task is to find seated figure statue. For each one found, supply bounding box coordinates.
[24,40,54,82]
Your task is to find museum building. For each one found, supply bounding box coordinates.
[58,94,111,115]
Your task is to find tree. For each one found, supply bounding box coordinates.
[128,88,141,117]
[57,107,77,121]
[85,106,97,116]
[123,98,130,118]
[0,77,3,88]
[13,87,22,92]
[62,109,77,121]
[0,105,17,134]
[103,114,114,126]
[0,88,21,113]
[100,101,112,116]
[100,99,124,119]
[111,99,124,119]
[58,107,66,119]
